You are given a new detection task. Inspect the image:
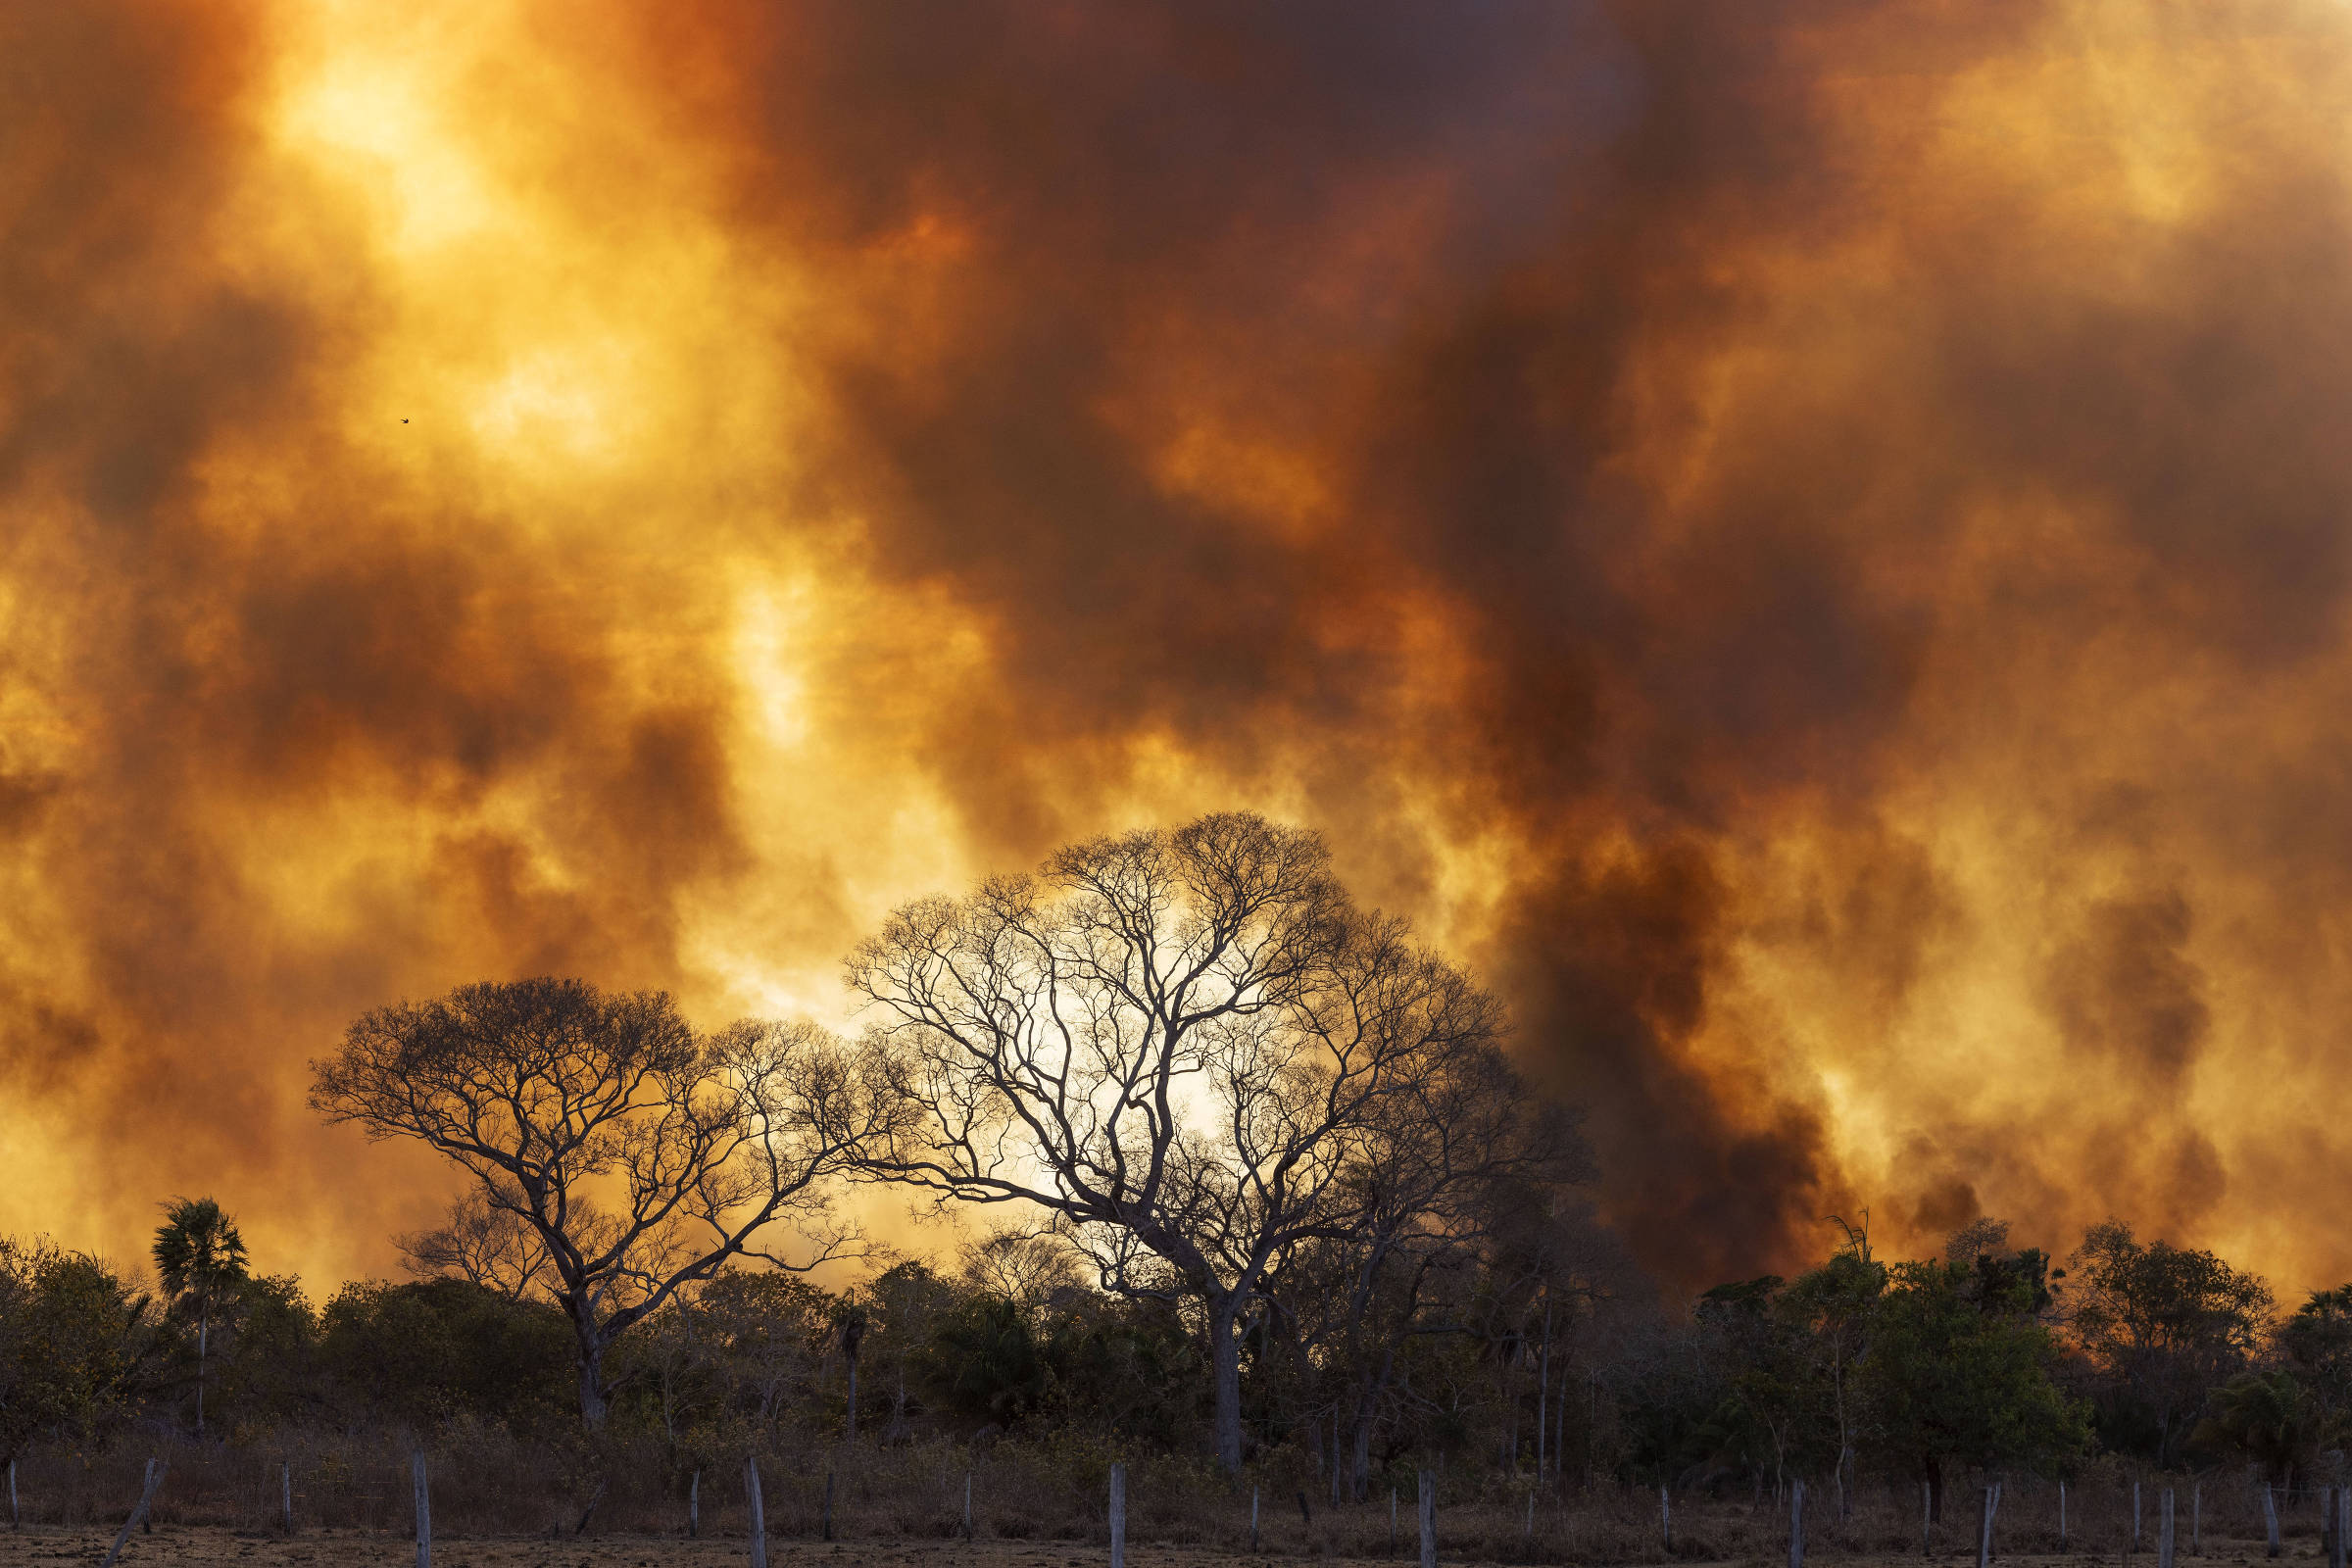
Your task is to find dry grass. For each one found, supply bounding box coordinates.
[2,1444,2330,1567]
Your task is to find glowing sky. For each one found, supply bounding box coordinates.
[6,0,2352,1297]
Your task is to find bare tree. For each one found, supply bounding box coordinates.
[848,811,1511,1473]
[395,1186,555,1301]
[311,977,897,1426]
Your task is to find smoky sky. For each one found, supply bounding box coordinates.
[6,0,2352,1292]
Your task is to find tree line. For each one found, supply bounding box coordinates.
[0,811,2340,1514]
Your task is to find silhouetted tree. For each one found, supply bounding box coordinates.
[2067,1220,2272,1465]
[2280,1284,2352,1447]
[396,1186,554,1301]
[311,977,900,1425]
[2198,1367,2313,1481]
[851,811,1520,1474]
[1861,1256,2088,1514]
[152,1197,249,1436]
[320,1278,572,1432]
[0,1239,158,1461]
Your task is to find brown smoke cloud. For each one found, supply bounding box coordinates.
[6,0,2352,1295]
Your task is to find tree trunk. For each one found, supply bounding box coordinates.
[1210,1293,1246,1475]
[196,1299,209,1438]
[1351,1362,1382,1503]
[1504,1339,1521,1474]
[1537,1303,1551,1483]
[576,1342,610,1428]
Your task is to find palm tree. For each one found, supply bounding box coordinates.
[152,1197,249,1437]
[2199,1366,2313,1482]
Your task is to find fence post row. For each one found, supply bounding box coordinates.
[39,1443,2295,1554]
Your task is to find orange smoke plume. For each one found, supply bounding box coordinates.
[4,0,2349,1294]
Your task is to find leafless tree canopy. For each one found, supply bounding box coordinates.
[310,976,897,1424]
[847,810,1536,1471]
[395,1186,554,1302]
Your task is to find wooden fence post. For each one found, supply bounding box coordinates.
[1109,1463,1126,1568]
[1252,1486,1261,1553]
[1975,1485,1993,1568]
[2192,1482,2200,1557]
[2327,1486,2337,1568]
[746,1456,768,1568]
[1790,1478,1806,1568]
[1418,1469,1437,1568]
[2134,1480,2143,1551]
[965,1471,974,1540]
[573,1480,608,1537]
[281,1461,292,1535]
[2335,1486,2348,1568]
[1923,1480,1933,1557]
[1661,1483,1673,1552]
[98,1458,164,1568]
[2264,1485,2281,1559]
[411,1449,431,1568]
[7,1457,15,1530]
[2159,1488,2175,1568]
[2059,1481,2067,1551]
[689,1469,700,1539]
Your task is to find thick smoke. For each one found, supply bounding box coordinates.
[6,0,2352,1290]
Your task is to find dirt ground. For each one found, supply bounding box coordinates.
[0,1536,1423,1567]
[0,1536,2321,1568]
[0,1535,1395,1567]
